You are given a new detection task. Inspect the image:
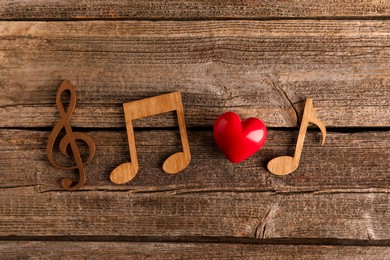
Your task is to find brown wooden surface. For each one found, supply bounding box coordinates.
[1,0,390,258]
[2,186,390,240]
[1,129,389,192]
[1,0,390,20]
[2,242,390,259]
[1,20,390,128]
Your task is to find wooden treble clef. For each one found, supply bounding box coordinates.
[47,80,96,190]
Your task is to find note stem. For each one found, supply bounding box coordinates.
[176,96,191,159]
[162,94,191,174]
[293,98,312,165]
[124,117,139,173]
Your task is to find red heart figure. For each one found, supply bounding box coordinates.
[214,112,267,163]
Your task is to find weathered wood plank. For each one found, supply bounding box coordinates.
[1,20,390,128]
[2,242,390,259]
[1,0,390,20]
[0,129,389,192]
[0,186,389,240]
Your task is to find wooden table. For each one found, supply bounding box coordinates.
[1,1,390,258]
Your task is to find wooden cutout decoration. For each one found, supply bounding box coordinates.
[110,92,191,184]
[267,98,326,175]
[47,80,96,190]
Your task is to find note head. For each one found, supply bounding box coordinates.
[163,152,191,174]
[110,162,139,184]
[267,156,298,175]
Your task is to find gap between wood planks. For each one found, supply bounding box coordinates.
[2,241,390,259]
[3,16,390,22]
[2,126,390,132]
[1,235,390,246]
[3,184,390,195]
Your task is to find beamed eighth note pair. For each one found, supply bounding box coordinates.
[47,80,326,190]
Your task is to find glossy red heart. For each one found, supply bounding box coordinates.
[213,112,267,163]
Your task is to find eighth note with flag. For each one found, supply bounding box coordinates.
[267,98,326,175]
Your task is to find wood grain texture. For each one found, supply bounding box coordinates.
[1,20,390,128]
[1,0,390,20]
[2,242,390,259]
[110,91,191,184]
[2,2,390,256]
[1,186,389,240]
[1,129,389,192]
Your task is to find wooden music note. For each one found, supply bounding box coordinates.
[267,98,326,175]
[110,92,191,184]
[47,80,96,190]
